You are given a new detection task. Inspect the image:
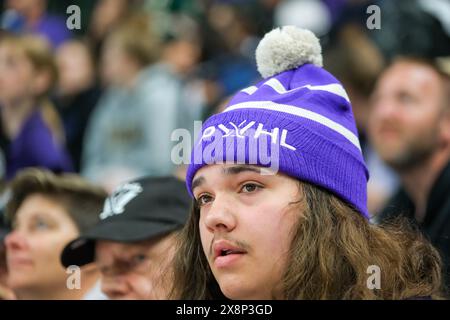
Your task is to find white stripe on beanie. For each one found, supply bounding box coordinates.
[223,100,362,152]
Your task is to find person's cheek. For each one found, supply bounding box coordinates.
[37,237,57,271]
[21,235,46,281]
[199,217,212,259]
[43,234,71,276]
[4,74,18,96]
[130,274,155,299]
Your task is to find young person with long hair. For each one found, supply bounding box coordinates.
[170,27,445,300]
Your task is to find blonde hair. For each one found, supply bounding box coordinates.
[0,33,64,142]
[107,14,160,67]
[0,34,58,98]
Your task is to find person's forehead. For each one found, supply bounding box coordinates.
[96,239,154,256]
[58,41,85,54]
[383,61,442,90]
[0,43,21,58]
[194,164,272,179]
[15,193,68,222]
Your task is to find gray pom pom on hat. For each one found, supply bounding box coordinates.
[256,26,323,79]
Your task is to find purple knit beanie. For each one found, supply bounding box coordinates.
[186,26,369,218]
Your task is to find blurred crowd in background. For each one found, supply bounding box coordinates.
[0,0,449,300]
[0,0,449,198]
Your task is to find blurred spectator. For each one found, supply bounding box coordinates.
[324,24,398,214]
[54,40,102,172]
[0,210,15,299]
[87,0,133,62]
[140,0,205,50]
[0,34,73,180]
[369,57,450,290]
[82,17,180,191]
[3,168,108,299]
[160,14,205,136]
[61,176,190,299]
[161,14,201,77]
[371,0,450,60]
[199,1,261,113]
[0,0,72,48]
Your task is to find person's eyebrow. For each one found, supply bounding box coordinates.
[192,176,205,192]
[223,165,261,175]
[192,165,264,192]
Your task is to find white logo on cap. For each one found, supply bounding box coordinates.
[99,182,143,220]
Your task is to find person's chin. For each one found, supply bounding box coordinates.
[377,146,405,163]
[217,275,259,300]
[108,295,132,300]
[221,285,246,300]
[7,274,36,292]
[221,285,267,300]
[108,293,143,300]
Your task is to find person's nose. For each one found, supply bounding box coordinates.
[203,193,237,233]
[101,275,131,300]
[4,229,29,253]
[371,95,400,122]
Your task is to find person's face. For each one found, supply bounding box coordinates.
[192,164,301,299]
[368,61,448,170]
[91,0,128,39]
[0,43,35,105]
[163,40,200,75]
[100,38,136,87]
[55,42,93,96]
[5,194,79,293]
[95,234,176,300]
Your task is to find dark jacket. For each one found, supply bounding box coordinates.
[54,86,102,172]
[377,161,450,292]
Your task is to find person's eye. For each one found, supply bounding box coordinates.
[240,183,263,194]
[33,218,50,230]
[134,253,147,262]
[196,194,213,207]
[100,265,113,276]
[132,254,147,265]
[398,93,416,105]
[6,56,17,68]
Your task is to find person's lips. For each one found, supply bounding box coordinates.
[376,123,402,137]
[7,255,33,268]
[212,240,247,269]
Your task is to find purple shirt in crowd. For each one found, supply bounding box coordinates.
[5,110,73,180]
[1,12,71,48]
[31,13,72,48]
